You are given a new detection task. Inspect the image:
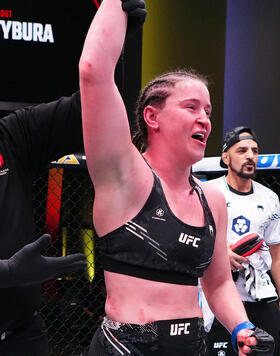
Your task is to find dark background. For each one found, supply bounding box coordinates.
[223,0,280,154]
[1,0,280,154]
[0,1,94,103]
[0,0,142,129]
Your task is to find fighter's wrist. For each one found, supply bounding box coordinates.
[231,321,255,352]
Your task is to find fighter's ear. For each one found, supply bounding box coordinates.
[221,152,229,167]
[143,105,160,131]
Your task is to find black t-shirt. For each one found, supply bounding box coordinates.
[0,91,84,333]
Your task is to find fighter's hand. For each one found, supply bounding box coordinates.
[228,245,249,272]
[237,328,275,356]
[121,0,147,39]
[7,234,86,287]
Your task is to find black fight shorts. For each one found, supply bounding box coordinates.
[89,316,208,356]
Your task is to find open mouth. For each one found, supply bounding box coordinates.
[192,132,205,143]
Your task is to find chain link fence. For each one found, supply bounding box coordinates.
[32,154,280,355]
[33,156,105,356]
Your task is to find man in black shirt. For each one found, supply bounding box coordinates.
[0,92,85,355]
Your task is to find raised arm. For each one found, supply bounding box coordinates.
[79,0,148,236]
[79,0,145,186]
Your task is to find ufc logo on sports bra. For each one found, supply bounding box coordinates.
[214,342,228,349]
[170,322,190,336]
[178,233,200,248]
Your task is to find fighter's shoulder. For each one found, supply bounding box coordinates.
[205,175,224,186]
[197,179,227,226]
[196,177,226,205]
[203,176,226,194]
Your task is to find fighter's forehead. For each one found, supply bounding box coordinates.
[169,79,211,104]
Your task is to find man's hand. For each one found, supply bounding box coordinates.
[228,245,249,272]
[237,327,274,355]
[121,0,147,39]
[6,234,86,287]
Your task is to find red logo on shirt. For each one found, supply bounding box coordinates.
[0,154,4,168]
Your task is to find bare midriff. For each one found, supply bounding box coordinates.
[104,270,203,324]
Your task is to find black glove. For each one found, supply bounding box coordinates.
[2,234,86,288]
[238,327,275,355]
[121,0,147,39]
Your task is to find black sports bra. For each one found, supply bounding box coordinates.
[99,172,216,285]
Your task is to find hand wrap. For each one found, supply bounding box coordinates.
[232,321,255,352]
[241,327,275,356]
[121,0,147,39]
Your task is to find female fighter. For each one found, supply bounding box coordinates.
[79,0,274,354]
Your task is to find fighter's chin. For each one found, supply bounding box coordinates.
[190,151,205,165]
